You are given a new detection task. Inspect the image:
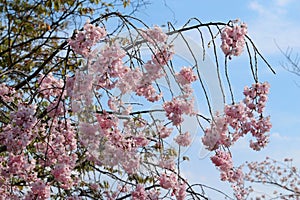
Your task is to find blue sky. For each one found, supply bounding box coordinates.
[131,0,300,198]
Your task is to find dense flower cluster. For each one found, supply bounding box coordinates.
[1,104,37,153]
[174,131,192,146]
[38,72,64,99]
[210,150,247,199]
[202,82,271,199]
[163,67,197,126]
[201,114,230,151]
[175,67,197,85]
[131,184,147,200]
[163,96,195,126]
[0,73,80,198]
[68,22,107,57]
[159,172,187,200]
[0,18,275,200]
[0,83,17,101]
[211,150,243,182]
[221,20,247,57]
[141,25,168,45]
[25,180,51,199]
[202,82,271,151]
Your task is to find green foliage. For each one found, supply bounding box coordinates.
[0,0,138,89]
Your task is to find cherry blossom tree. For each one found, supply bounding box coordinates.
[0,0,283,199]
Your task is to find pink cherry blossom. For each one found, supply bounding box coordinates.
[152,44,174,65]
[221,20,247,57]
[175,67,197,85]
[141,25,168,45]
[159,172,177,189]
[68,22,106,57]
[29,180,51,199]
[163,96,195,126]
[174,132,192,146]
[202,114,230,150]
[131,184,147,200]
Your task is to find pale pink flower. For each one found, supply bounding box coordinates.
[202,115,230,150]
[152,44,174,65]
[221,20,247,57]
[159,157,176,170]
[51,164,73,189]
[163,96,195,126]
[68,22,106,57]
[30,180,51,199]
[174,132,192,146]
[141,25,168,45]
[174,183,187,200]
[176,67,197,85]
[158,125,173,139]
[131,184,147,200]
[159,173,177,189]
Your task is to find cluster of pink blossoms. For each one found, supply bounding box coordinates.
[34,118,78,189]
[202,82,271,151]
[163,67,197,126]
[163,96,195,126]
[1,104,37,153]
[25,180,51,199]
[210,150,248,199]
[68,22,107,57]
[0,81,78,198]
[159,172,187,200]
[38,72,64,99]
[0,83,18,101]
[201,82,271,199]
[231,82,271,150]
[175,67,197,85]
[38,73,66,116]
[78,112,151,174]
[201,114,231,151]
[131,184,161,200]
[211,150,243,182]
[141,25,168,45]
[174,132,192,146]
[221,20,247,57]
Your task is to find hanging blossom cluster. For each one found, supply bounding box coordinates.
[163,67,197,126]
[130,184,161,200]
[1,104,37,153]
[38,72,66,117]
[163,96,195,126]
[175,67,197,85]
[174,131,192,147]
[141,25,168,45]
[202,82,271,199]
[202,82,271,151]
[67,25,195,200]
[68,26,176,176]
[0,84,40,199]
[159,172,187,200]
[0,86,36,155]
[68,21,107,57]
[221,19,247,57]
[0,74,78,199]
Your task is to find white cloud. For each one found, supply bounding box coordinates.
[247,1,300,55]
[275,0,294,6]
[270,132,290,140]
[249,1,272,16]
